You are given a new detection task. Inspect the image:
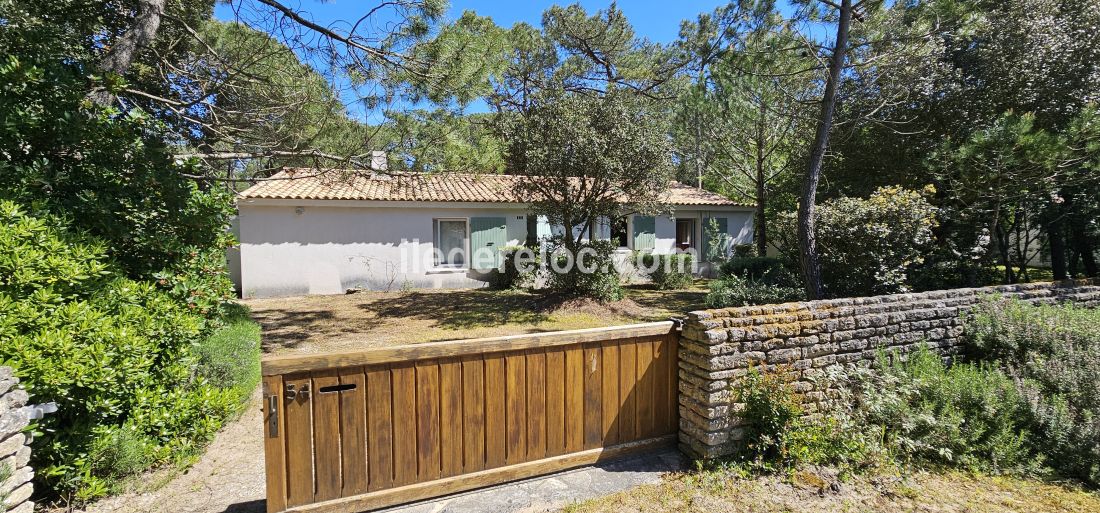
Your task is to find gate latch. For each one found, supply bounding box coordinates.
[267,394,278,436]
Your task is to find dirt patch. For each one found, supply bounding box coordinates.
[245,286,708,356]
[540,296,652,320]
[564,466,1100,513]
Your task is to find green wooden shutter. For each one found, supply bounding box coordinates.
[632,216,655,251]
[702,217,729,261]
[470,217,507,269]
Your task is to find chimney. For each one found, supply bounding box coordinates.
[370,150,388,172]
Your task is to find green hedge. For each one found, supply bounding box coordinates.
[0,202,255,502]
[640,253,694,290]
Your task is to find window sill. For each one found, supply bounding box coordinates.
[427,267,468,275]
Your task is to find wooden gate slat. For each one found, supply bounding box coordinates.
[652,337,670,438]
[564,347,584,453]
[483,355,506,468]
[338,368,367,497]
[262,375,287,513]
[391,364,418,486]
[583,345,603,449]
[283,373,314,507]
[636,339,656,438]
[525,350,546,461]
[366,366,393,492]
[617,340,638,443]
[545,350,566,457]
[439,360,463,477]
[415,361,442,482]
[461,357,486,472]
[504,352,527,464]
[669,334,680,433]
[600,343,620,446]
[311,370,342,502]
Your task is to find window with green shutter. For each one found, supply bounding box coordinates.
[470,217,507,269]
[632,215,655,251]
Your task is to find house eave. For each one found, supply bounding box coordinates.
[236,197,757,211]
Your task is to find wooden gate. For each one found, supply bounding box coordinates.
[261,321,679,513]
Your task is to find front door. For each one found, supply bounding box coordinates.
[675,219,695,251]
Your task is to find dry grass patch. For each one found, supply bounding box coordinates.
[562,468,1100,513]
[245,284,709,356]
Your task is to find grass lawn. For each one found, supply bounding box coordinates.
[564,467,1100,513]
[244,282,709,355]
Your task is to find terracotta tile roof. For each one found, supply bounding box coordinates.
[238,168,751,207]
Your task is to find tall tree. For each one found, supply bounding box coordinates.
[822,0,1100,283]
[10,0,507,176]
[502,91,673,252]
[676,2,814,255]
[795,0,857,299]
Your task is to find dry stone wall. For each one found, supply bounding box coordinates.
[678,280,1100,459]
[0,367,33,513]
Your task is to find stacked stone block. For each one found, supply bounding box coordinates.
[0,367,33,513]
[678,280,1100,459]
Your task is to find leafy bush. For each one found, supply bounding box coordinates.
[967,298,1100,484]
[640,253,694,289]
[706,274,804,308]
[734,367,872,473]
[546,239,623,302]
[707,255,803,308]
[849,348,1035,474]
[0,202,240,501]
[732,244,757,258]
[776,186,938,297]
[490,245,540,290]
[719,256,797,284]
[155,244,238,328]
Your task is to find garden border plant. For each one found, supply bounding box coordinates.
[0,201,261,503]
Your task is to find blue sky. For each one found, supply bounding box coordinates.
[216,1,733,44]
[212,1,795,119]
[446,0,728,42]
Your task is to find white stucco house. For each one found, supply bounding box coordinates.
[233,168,754,298]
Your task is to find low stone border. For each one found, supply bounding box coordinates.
[677,279,1100,459]
[1,367,34,513]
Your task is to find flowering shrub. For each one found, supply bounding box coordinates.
[777,186,938,297]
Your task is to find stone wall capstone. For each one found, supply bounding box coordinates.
[0,367,34,513]
[677,280,1100,459]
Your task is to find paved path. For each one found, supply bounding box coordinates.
[79,391,685,513]
[382,450,685,513]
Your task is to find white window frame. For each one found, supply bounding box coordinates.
[433,217,470,269]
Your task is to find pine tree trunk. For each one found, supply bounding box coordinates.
[755,100,768,257]
[90,0,167,106]
[1046,213,1067,280]
[797,0,853,299]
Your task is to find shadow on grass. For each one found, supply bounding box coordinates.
[624,282,709,318]
[250,307,374,353]
[357,289,550,330]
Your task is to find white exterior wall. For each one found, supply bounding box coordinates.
[238,202,528,298]
[235,199,756,298]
